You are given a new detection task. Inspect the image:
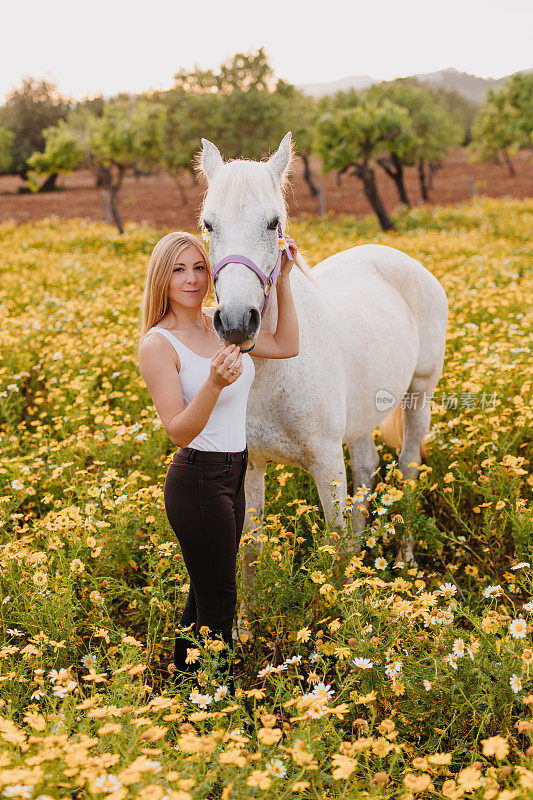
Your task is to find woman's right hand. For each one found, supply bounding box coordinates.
[208,344,243,389]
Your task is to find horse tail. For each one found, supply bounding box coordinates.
[376,406,428,461]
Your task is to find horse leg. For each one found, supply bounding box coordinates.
[346,433,381,548]
[236,457,267,642]
[309,447,350,557]
[396,372,438,565]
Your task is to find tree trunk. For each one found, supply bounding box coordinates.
[377,156,410,207]
[418,159,429,201]
[358,165,395,231]
[110,186,124,234]
[392,157,410,206]
[428,162,434,190]
[172,175,188,206]
[100,189,113,225]
[503,150,515,177]
[38,173,59,192]
[301,153,319,197]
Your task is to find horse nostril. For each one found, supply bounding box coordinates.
[247,307,260,338]
[212,308,222,332]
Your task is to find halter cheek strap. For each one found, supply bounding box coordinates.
[211,222,293,319]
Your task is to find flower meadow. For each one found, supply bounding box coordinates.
[0,198,532,799]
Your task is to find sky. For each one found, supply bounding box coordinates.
[1,0,531,103]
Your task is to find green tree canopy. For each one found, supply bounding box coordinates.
[168,48,294,162]
[0,125,14,174]
[28,99,166,232]
[364,80,463,203]
[470,72,533,175]
[0,77,69,179]
[315,100,416,230]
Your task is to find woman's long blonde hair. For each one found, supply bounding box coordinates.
[138,232,213,351]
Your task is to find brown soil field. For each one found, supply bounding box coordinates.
[0,149,531,230]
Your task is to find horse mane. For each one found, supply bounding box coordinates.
[195,154,321,291]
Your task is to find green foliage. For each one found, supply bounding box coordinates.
[166,48,298,164]
[315,100,415,173]
[26,120,84,191]
[470,72,533,165]
[29,100,166,181]
[0,124,14,173]
[365,80,463,164]
[27,100,166,230]
[0,77,69,176]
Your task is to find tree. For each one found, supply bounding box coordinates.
[0,126,14,174]
[0,77,69,188]
[365,81,463,204]
[315,100,416,231]
[28,99,166,233]
[156,89,223,204]
[470,72,533,176]
[280,84,321,197]
[169,48,293,162]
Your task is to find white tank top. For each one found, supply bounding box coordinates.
[143,317,255,452]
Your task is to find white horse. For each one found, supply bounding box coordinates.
[199,132,448,611]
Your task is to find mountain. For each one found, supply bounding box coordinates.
[296,74,375,98]
[296,67,531,104]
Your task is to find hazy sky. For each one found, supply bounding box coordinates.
[1,0,531,102]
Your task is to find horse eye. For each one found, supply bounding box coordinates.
[267,218,279,230]
[203,221,213,232]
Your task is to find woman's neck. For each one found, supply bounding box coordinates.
[166,302,206,330]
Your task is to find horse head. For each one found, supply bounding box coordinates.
[198,132,293,350]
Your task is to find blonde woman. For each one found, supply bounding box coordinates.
[138,230,298,693]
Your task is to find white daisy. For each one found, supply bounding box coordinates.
[385,660,402,678]
[510,674,522,694]
[439,583,457,598]
[265,758,287,778]
[189,690,213,709]
[353,657,374,669]
[306,704,328,719]
[95,775,123,791]
[214,685,229,701]
[310,681,335,699]
[444,654,458,670]
[452,638,466,658]
[2,786,34,798]
[483,585,503,598]
[257,664,276,678]
[283,655,302,666]
[509,618,527,639]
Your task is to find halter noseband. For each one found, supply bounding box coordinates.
[211,222,293,319]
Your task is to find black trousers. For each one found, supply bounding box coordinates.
[164,444,248,679]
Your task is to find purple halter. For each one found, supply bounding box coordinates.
[211,222,293,319]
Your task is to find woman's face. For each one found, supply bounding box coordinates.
[168,245,210,308]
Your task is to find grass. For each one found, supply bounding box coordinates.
[0,196,532,798]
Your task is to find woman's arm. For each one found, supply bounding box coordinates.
[249,236,299,359]
[139,336,242,447]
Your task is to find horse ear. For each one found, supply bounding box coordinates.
[267,132,292,182]
[201,138,224,181]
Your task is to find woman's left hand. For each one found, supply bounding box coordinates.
[280,234,297,276]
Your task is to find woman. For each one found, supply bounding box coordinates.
[138,230,299,693]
